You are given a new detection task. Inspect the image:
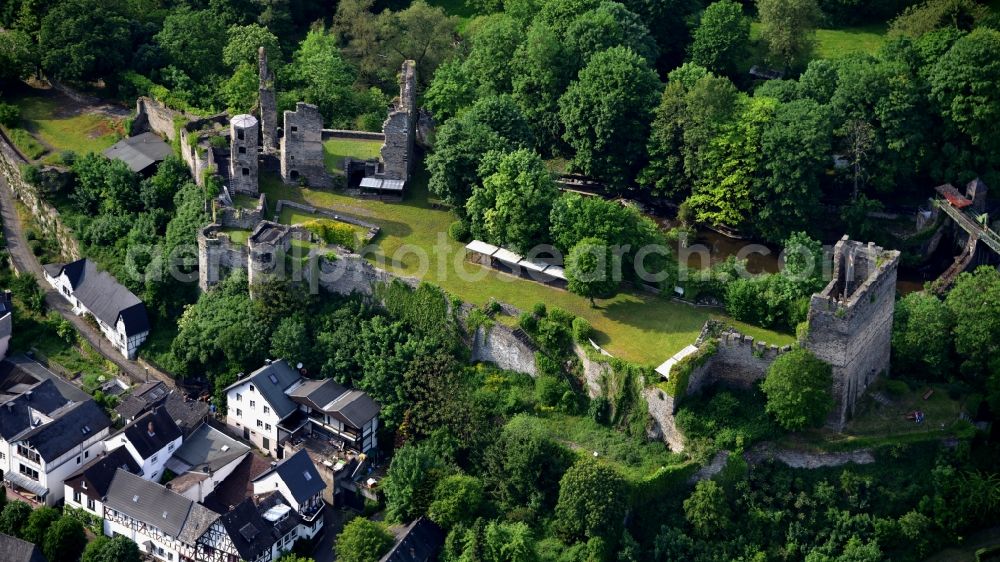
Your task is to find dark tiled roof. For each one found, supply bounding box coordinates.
[44,259,150,336]
[19,399,110,462]
[163,393,210,434]
[0,355,89,402]
[0,532,48,562]
[287,377,380,429]
[379,518,444,562]
[105,469,217,540]
[65,446,142,499]
[102,132,173,173]
[116,406,182,460]
[226,360,301,420]
[218,495,298,561]
[252,449,324,505]
[203,453,273,514]
[0,378,71,440]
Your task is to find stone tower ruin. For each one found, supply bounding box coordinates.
[229,114,259,195]
[379,60,418,184]
[803,236,900,430]
[280,102,331,188]
[258,47,278,153]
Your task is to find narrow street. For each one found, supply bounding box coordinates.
[0,174,176,389]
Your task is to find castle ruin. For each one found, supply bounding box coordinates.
[804,236,899,429]
[280,102,331,188]
[378,60,418,185]
[258,47,278,153]
[229,114,259,195]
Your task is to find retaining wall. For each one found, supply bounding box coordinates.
[0,130,80,261]
[470,324,538,377]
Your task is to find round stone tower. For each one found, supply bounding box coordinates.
[230,114,259,195]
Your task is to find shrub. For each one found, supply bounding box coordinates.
[302,219,358,250]
[484,299,502,315]
[518,311,537,332]
[532,302,547,317]
[0,102,20,128]
[209,135,228,148]
[448,220,470,242]
[536,375,566,407]
[588,396,610,424]
[572,316,593,343]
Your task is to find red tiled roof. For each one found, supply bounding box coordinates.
[936,184,973,208]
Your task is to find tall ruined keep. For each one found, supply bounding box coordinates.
[229,114,259,195]
[379,60,417,184]
[258,47,278,153]
[280,102,331,188]
[804,236,899,430]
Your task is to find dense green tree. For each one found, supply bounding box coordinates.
[81,535,142,562]
[510,23,573,150]
[798,59,839,104]
[930,28,1000,172]
[483,521,537,562]
[428,474,485,529]
[554,460,628,544]
[619,0,701,71]
[690,0,750,77]
[466,149,558,253]
[762,348,834,430]
[219,63,258,114]
[755,98,831,241]
[464,15,525,96]
[283,27,357,127]
[944,266,1000,374]
[423,58,476,122]
[270,315,311,368]
[563,2,658,69]
[23,506,60,545]
[0,29,37,84]
[558,46,660,189]
[335,518,394,562]
[0,501,31,537]
[377,1,457,88]
[155,7,227,81]
[680,73,742,187]
[38,0,130,85]
[565,237,618,306]
[485,415,574,516]
[892,292,954,379]
[42,516,86,562]
[683,479,731,537]
[223,23,280,68]
[782,231,825,292]
[889,0,987,38]
[383,442,450,523]
[756,0,821,69]
[402,351,475,443]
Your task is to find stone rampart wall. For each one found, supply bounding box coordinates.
[322,130,385,142]
[0,130,80,261]
[470,324,538,377]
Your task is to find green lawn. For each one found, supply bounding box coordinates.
[232,194,261,210]
[1,86,123,159]
[218,227,251,245]
[323,138,384,173]
[750,22,887,60]
[260,171,793,366]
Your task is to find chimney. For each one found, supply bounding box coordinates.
[147,421,155,437]
[165,482,172,490]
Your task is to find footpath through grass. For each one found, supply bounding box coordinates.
[260,171,793,366]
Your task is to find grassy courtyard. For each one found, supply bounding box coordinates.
[260,171,793,366]
[750,22,887,60]
[323,138,384,173]
[0,84,123,163]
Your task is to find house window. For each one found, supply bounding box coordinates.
[257,420,263,428]
[77,456,81,464]
[236,408,242,417]
[237,129,245,141]
[73,490,81,503]
[250,400,255,408]
[0,452,5,460]
[265,423,271,431]
[17,445,40,463]
[85,451,89,459]
[238,146,246,154]
[263,406,270,414]
[236,393,242,402]
[87,498,95,511]
[168,443,175,452]
[291,126,298,132]
[242,167,250,176]
[151,454,158,463]
[249,385,255,392]
[19,464,39,481]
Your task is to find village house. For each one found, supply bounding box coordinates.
[43,258,150,359]
[115,381,211,437]
[250,450,326,541]
[63,446,142,517]
[0,532,48,562]
[104,406,183,483]
[224,359,380,459]
[164,423,251,503]
[0,357,111,506]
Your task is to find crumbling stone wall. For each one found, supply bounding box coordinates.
[258,47,278,153]
[379,61,417,183]
[688,331,787,393]
[134,97,184,140]
[0,131,80,261]
[644,388,685,451]
[804,237,899,430]
[470,324,538,377]
[197,225,248,291]
[214,192,265,230]
[280,102,331,188]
